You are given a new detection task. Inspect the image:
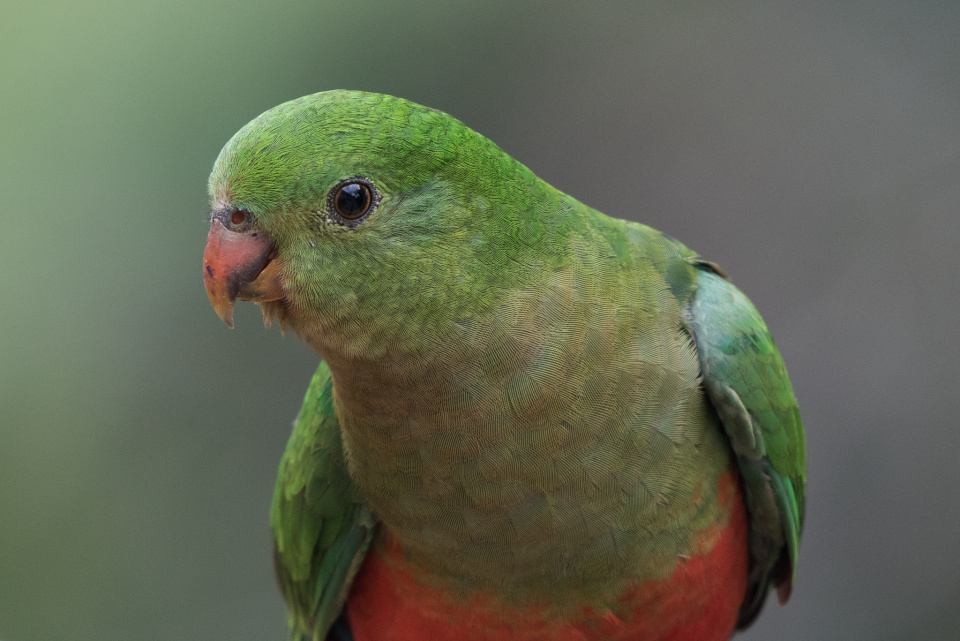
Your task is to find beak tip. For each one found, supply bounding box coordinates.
[214,303,236,329]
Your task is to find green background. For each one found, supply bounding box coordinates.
[2,1,958,639]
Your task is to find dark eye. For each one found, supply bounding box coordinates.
[332,180,374,220]
[230,209,246,225]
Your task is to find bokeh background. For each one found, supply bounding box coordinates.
[2,1,959,640]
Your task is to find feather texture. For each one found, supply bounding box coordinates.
[207,90,806,640]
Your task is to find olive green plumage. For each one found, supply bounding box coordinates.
[209,90,806,640]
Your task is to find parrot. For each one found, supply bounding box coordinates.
[202,90,805,641]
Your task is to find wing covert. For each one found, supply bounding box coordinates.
[271,362,376,641]
[683,267,806,628]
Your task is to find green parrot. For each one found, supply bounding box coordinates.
[202,91,805,641]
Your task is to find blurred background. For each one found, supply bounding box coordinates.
[2,1,958,639]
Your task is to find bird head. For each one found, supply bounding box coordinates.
[202,90,553,358]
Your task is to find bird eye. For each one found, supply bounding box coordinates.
[230,209,246,225]
[331,179,375,221]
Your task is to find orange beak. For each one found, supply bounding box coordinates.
[202,218,284,328]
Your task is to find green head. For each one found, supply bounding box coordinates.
[203,90,562,358]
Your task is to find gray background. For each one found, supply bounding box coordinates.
[2,1,958,639]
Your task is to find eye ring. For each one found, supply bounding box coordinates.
[214,207,252,232]
[328,178,378,223]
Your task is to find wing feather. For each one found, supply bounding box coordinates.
[271,362,376,640]
[684,268,806,628]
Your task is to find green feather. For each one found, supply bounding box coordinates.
[683,268,806,626]
[271,362,376,640]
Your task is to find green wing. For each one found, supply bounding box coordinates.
[271,361,376,641]
[683,267,806,629]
